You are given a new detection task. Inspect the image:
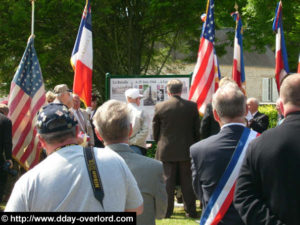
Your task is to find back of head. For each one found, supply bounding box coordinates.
[46,91,56,104]
[219,77,238,88]
[36,103,78,145]
[280,74,300,107]
[0,103,9,116]
[93,100,130,143]
[212,83,246,120]
[167,79,183,95]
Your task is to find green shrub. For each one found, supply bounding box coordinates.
[146,143,157,158]
[258,104,278,129]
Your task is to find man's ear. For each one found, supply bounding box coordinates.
[213,109,219,121]
[38,134,46,149]
[279,99,285,117]
[244,104,248,116]
[94,128,103,141]
[129,124,133,137]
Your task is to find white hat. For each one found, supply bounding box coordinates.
[125,88,143,99]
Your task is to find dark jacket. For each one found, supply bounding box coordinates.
[0,113,12,166]
[200,103,220,139]
[153,95,200,162]
[234,111,300,225]
[249,111,269,133]
[190,124,246,225]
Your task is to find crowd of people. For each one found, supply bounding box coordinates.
[1,74,300,225]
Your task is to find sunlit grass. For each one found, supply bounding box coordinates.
[156,202,201,225]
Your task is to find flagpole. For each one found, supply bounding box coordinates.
[31,0,35,36]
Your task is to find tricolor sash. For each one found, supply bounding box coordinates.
[199,127,259,225]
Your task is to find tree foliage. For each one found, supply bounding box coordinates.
[0,0,299,100]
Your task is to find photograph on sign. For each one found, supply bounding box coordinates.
[108,75,191,141]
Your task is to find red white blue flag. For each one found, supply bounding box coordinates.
[272,1,289,92]
[8,36,46,170]
[231,12,246,94]
[71,0,93,107]
[189,0,221,115]
[199,127,259,225]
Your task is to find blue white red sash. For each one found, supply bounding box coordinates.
[199,127,259,225]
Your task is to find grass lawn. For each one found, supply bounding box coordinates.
[156,201,202,225]
[156,206,201,225]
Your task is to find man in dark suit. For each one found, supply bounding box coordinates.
[246,97,269,133]
[153,79,200,218]
[93,100,167,225]
[200,103,220,139]
[234,73,300,225]
[190,82,246,225]
[0,104,13,202]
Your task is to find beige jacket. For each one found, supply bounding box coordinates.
[127,103,150,148]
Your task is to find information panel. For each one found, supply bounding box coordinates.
[106,74,191,141]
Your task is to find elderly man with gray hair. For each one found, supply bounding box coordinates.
[5,103,143,213]
[124,88,150,155]
[93,99,167,225]
[53,84,73,109]
[246,97,269,133]
[190,82,254,224]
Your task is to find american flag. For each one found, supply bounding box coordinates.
[8,37,46,170]
[189,0,221,115]
[231,12,246,94]
[71,0,93,107]
[272,1,289,92]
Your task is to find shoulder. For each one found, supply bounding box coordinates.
[181,98,198,110]
[0,114,11,124]
[190,135,215,157]
[257,111,268,118]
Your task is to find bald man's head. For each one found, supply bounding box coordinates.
[280,74,300,107]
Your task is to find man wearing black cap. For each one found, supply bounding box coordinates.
[5,103,143,213]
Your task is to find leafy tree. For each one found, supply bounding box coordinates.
[0,0,299,100]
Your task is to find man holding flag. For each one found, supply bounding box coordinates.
[71,0,93,108]
[189,0,221,115]
[272,1,289,92]
[7,36,46,170]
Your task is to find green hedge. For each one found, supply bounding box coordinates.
[258,104,278,129]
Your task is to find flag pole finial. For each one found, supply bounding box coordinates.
[234,2,239,12]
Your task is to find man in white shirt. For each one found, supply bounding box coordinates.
[125,88,150,155]
[5,103,143,213]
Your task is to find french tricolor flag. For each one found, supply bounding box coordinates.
[231,12,246,94]
[71,0,93,107]
[272,1,289,92]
